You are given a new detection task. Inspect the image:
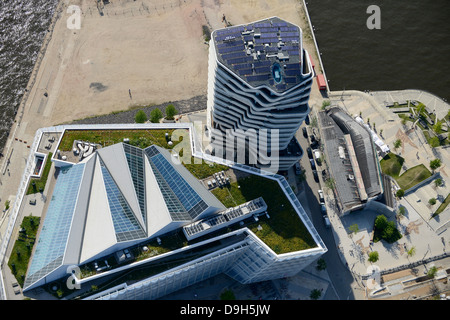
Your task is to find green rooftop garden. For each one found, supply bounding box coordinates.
[211,174,316,254]
[8,216,40,287]
[27,152,53,195]
[58,129,184,151]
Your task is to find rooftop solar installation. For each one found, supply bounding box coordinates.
[213,17,306,92]
[183,198,267,240]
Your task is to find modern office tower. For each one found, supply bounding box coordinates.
[206,17,314,172]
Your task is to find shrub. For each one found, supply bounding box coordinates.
[150,108,163,123]
[368,251,379,263]
[316,258,327,271]
[430,158,441,171]
[134,110,147,123]
[165,104,178,120]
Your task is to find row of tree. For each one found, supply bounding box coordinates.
[134,104,178,124]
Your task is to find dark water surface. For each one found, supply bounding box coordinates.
[306,0,450,101]
[0,0,59,153]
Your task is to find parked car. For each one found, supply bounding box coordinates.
[302,127,308,138]
[313,170,319,182]
[323,215,331,228]
[318,189,324,202]
[310,140,319,149]
[307,147,313,159]
[320,203,327,214]
[305,115,310,125]
[314,150,322,164]
[295,162,302,175]
[310,159,316,170]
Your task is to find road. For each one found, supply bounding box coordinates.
[294,122,367,300]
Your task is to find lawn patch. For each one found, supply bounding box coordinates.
[380,153,431,190]
[380,153,404,177]
[27,152,53,195]
[58,129,184,151]
[8,216,40,287]
[434,193,450,216]
[396,164,432,190]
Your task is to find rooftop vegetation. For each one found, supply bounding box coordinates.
[58,129,184,151]
[8,216,40,287]
[211,174,316,254]
[27,152,53,195]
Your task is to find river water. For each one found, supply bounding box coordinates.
[306,0,450,101]
[0,0,59,154]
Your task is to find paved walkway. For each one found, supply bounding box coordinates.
[322,89,450,297]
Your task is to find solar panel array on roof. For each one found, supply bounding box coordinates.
[214,18,305,91]
[183,197,267,240]
[238,68,253,76]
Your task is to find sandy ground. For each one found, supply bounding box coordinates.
[23,0,319,131]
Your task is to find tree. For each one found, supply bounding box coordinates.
[368,251,379,263]
[429,158,441,172]
[393,139,402,151]
[310,115,318,128]
[429,136,440,148]
[396,189,405,198]
[374,214,402,243]
[165,104,178,120]
[407,246,416,257]
[325,178,335,191]
[349,223,359,234]
[427,266,438,279]
[374,215,389,231]
[150,108,163,123]
[134,110,147,123]
[428,198,437,206]
[309,289,322,300]
[433,121,443,134]
[316,258,327,271]
[434,178,443,189]
[321,100,330,110]
[397,206,406,218]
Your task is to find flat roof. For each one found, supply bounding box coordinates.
[212,17,306,93]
